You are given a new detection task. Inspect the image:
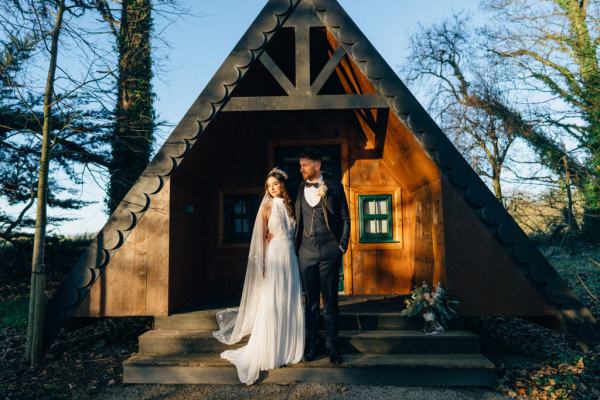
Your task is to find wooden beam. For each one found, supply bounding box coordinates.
[259,52,296,95]
[222,94,388,111]
[311,46,346,95]
[295,23,311,95]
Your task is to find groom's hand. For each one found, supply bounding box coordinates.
[265,232,273,242]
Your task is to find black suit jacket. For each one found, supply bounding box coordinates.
[295,178,351,253]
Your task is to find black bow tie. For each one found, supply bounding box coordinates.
[305,181,320,188]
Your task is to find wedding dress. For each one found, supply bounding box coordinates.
[213,195,305,385]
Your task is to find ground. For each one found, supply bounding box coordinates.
[0,245,598,399]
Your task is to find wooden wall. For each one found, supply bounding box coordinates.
[168,111,268,311]
[166,103,447,312]
[332,32,444,294]
[441,176,550,315]
[75,182,170,317]
[169,110,356,311]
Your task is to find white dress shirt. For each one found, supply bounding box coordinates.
[304,175,324,207]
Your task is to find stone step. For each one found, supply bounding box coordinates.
[123,352,496,386]
[154,310,463,331]
[138,329,480,356]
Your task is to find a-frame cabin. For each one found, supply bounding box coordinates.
[46,0,598,354]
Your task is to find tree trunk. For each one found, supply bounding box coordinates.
[26,0,66,367]
[108,0,154,212]
[491,164,503,205]
[562,155,578,233]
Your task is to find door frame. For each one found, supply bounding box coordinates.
[268,138,353,294]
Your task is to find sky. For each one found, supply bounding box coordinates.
[3,0,483,237]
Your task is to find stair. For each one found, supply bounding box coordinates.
[123,307,496,386]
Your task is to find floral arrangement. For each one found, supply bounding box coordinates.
[400,281,459,334]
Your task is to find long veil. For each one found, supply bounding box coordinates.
[213,193,271,345]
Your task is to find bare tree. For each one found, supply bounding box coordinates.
[483,0,600,236]
[27,0,67,368]
[403,15,520,203]
[0,0,116,244]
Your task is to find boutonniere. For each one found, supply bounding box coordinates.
[318,183,331,230]
[317,183,328,198]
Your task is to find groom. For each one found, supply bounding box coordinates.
[295,147,350,365]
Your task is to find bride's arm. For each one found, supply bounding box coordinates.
[261,201,271,277]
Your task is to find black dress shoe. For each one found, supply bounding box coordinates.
[327,348,342,365]
[304,347,317,362]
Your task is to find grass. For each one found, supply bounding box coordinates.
[0,296,29,330]
[543,246,600,317]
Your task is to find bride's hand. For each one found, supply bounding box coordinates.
[265,232,273,242]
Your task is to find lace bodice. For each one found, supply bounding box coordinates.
[268,197,296,241]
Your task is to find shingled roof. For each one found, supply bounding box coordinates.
[45,0,598,345]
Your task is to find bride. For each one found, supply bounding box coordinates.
[213,168,305,385]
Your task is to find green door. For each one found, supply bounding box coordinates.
[273,144,344,292]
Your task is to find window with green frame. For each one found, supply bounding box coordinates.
[224,194,260,243]
[358,194,394,243]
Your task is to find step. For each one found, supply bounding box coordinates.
[138,330,480,356]
[123,352,496,386]
[338,330,480,354]
[154,310,464,331]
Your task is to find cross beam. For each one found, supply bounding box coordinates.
[223,94,388,112]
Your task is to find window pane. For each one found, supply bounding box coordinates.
[234,201,242,215]
[365,219,374,233]
[377,199,387,214]
[364,200,376,215]
[379,219,388,233]
[242,218,250,233]
[234,219,242,233]
[365,219,389,234]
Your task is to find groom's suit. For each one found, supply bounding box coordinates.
[295,177,350,351]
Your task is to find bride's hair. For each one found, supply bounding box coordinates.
[265,169,295,220]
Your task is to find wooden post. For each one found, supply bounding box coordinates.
[26,0,66,367]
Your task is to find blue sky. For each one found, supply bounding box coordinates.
[4,0,483,236]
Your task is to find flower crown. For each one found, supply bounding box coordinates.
[268,167,288,180]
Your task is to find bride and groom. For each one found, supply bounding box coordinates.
[213,147,351,385]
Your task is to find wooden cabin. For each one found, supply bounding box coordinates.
[46,0,597,344]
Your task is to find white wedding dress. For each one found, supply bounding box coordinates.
[213,196,305,385]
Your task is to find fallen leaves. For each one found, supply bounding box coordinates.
[0,316,151,399]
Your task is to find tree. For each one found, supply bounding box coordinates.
[27,0,67,368]
[403,16,520,203]
[107,0,155,212]
[0,1,114,242]
[403,14,589,237]
[483,0,600,236]
[0,0,117,366]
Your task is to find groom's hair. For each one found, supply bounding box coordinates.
[298,147,322,162]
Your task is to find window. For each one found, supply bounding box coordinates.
[224,195,260,243]
[358,194,394,243]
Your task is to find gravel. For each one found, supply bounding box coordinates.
[94,383,511,400]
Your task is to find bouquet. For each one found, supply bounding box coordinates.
[400,282,459,335]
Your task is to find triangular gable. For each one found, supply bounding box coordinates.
[46,0,598,344]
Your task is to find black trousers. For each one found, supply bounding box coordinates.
[298,254,341,350]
